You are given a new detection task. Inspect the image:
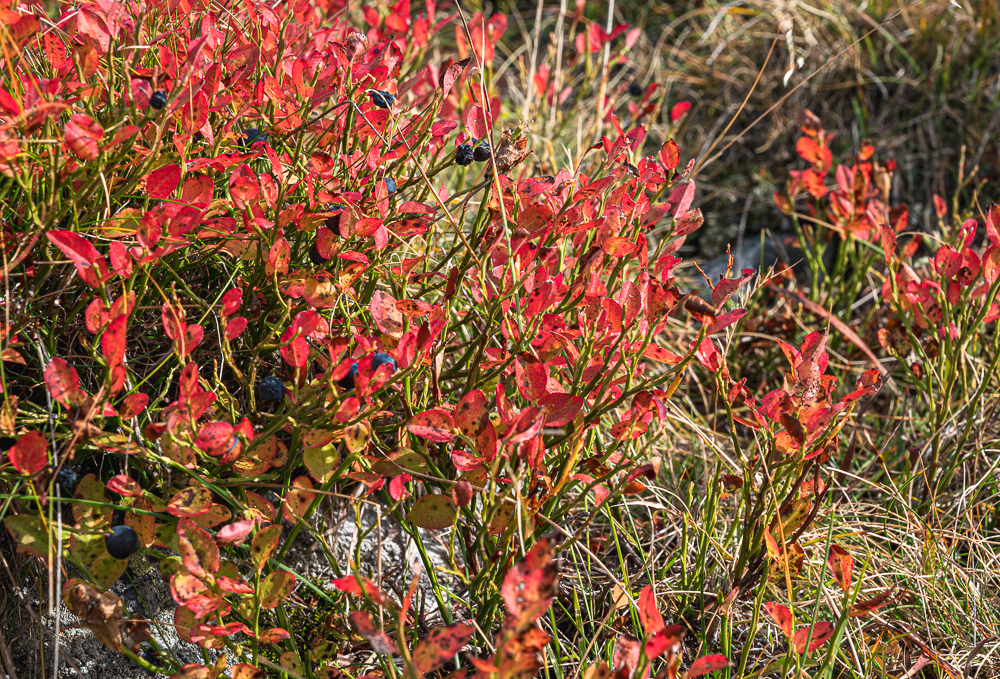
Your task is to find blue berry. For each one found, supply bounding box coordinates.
[240,128,268,148]
[55,467,78,489]
[258,376,285,402]
[105,525,139,560]
[473,144,491,162]
[369,90,395,109]
[150,91,167,110]
[337,363,358,390]
[372,353,397,373]
[324,204,347,230]
[456,144,474,166]
[309,242,326,265]
[142,649,163,676]
[385,177,397,195]
[627,83,644,97]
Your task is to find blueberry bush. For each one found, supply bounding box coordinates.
[2,1,999,678]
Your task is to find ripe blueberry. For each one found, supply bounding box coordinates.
[150,91,167,110]
[258,375,285,402]
[338,363,359,390]
[369,90,395,109]
[385,177,397,195]
[372,353,397,373]
[627,83,644,97]
[309,242,327,265]
[55,467,78,489]
[473,144,491,162]
[105,525,139,560]
[456,144,474,166]
[240,128,268,148]
[324,203,347,230]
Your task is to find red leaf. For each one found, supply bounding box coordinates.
[504,406,545,445]
[215,575,254,594]
[332,575,385,604]
[216,519,255,546]
[161,301,186,340]
[282,476,315,521]
[225,317,247,340]
[350,611,397,654]
[659,139,680,171]
[538,393,583,427]
[644,625,683,660]
[501,537,559,622]
[257,628,290,644]
[792,621,834,654]
[267,237,290,275]
[849,588,894,617]
[712,269,755,308]
[466,105,487,139]
[602,236,638,258]
[370,290,404,336]
[85,298,107,333]
[196,421,235,456]
[119,393,148,419]
[147,164,181,200]
[933,194,947,219]
[398,201,437,214]
[412,624,475,674]
[439,58,471,95]
[827,545,853,592]
[101,314,127,370]
[407,409,455,442]
[686,654,729,678]
[182,175,213,206]
[232,664,265,679]
[177,518,220,579]
[515,356,549,401]
[9,430,48,474]
[637,585,664,636]
[669,101,691,122]
[64,115,103,160]
[44,357,83,406]
[764,602,793,638]
[106,474,142,497]
[454,390,489,438]
[388,473,411,501]
[46,230,106,288]
[220,289,243,317]
[674,208,705,236]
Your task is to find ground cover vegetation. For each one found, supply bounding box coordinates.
[1,0,999,678]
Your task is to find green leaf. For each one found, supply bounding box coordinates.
[406,495,457,530]
[70,531,106,563]
[251,524,282,573]
[89,552,128,589]
[303,443,339,483]
[74,474,110,528]
[259,570,296,609]
[4,515,52,557]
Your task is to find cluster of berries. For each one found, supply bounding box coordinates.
[455,140,491,166]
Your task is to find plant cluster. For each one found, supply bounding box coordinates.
[1,1,998,679]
